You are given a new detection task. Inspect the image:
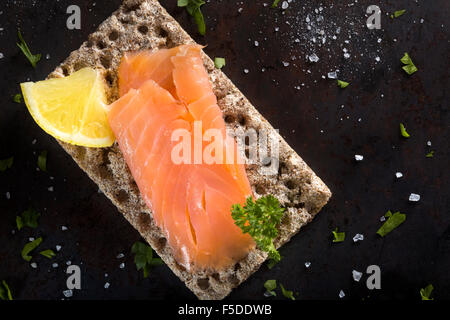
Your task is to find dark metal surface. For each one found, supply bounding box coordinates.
[0,0,449,300]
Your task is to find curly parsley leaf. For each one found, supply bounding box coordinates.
[420,284,434,300]
[0,281,13,301]
[401,53,418,75]
[393,10,406,18]
[178,0,206,36]
[214,57,226,69]
[131,241,164,278]
[400,123,411,138]
[337,80,350,88]
[37,150,47,172]
[264,279,277,297]
[232,195,285,266]
[272,0,281,8]
[39,249,56,259]
[16,207,40,231]
[13,93,22,103]
[376,211,406,237]
[332,227,345,243]
[17,30,41,68]
[22,237,43,262]
[0,157,14,172]
[280,283,295,300]
[426,151,434,158]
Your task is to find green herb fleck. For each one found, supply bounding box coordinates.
[399,123,410,138]
[178,0,206,36]
[264,279,277,297]
[37,150,47,172]
[0,281,13,301]
[426,151,434,158]
[39,249,56,259]
[13,93,23,103]
[214,57,226,69]
[232,195,285,267]
[337,80,350,88]
[0,157,14,172]
[272,0,281,8]
[280,284,295,300]
[22,237,43,262]
[131,241,164,278]
[332,227,345,243]
[393,10,406,18]
[17,30,41,68]
[376,211,406,237]
[420,284,434,300]
[400,53,418,75]
[16,207,40,231]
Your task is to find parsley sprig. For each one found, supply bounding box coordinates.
[420,284,434,300]
[0,281,13,301]
[376,211,406,237]
[401,53,418,75]
[131,241,164,278]
[17,30,41,68]
[16,207,40,230]
[178,0,206,36]
[231,195,285,266]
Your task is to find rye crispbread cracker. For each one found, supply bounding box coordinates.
[47,0,331,300]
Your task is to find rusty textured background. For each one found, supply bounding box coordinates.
[0,0,449,300]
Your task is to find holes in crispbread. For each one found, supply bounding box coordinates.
[156,27,168,38]
[116,189,129,203]
[285,179,297,190]
[238,115,247,126]
[108,30,119,41]
[104,71,115,87]
[157,237,167,250]
[96,40,106,50]
[224,114,235,124]
[255,184,266,195]
[61,65,70,76]
[138,25,149,34]
[100,54,112,69]
[197,278,210,290]
[211,273,220,281]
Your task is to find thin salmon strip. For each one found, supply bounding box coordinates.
[109,45,255,270]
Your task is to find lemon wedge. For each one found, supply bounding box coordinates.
[21,67,115,147]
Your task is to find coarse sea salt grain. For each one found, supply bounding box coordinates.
[56,245,62,251]
[281,1,289,9]
[380,216,386,222]
[119,263,125,269]
[63,289,73,298]
[395,172,403,178]
[304,262,311,268]
[116,253,125,259]
[0,53,4,59]
[61,226,68,231]
[104,282,110,289]
[352,270,363,282]
[339,290,345,298]
[409,193,421,202]
[6,192,10,199]
[327,71,337,79]
[52,263,59,268]
[355,155,364,161]
[31,262,38,269]
[427,141,432,146]
[308,53,319,62]
[353,233,364,242]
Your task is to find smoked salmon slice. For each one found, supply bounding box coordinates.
[108,45,255,270]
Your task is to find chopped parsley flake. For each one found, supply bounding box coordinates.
[0,157,14,172]
[264,279,277,296]
[16,207,40,230]
[393,10,406,18]
[13,93,22,103]
[214,57,226,69]
[401,53,418,75]
[332,227,345,243]
[399,123,410,138]
[232,195,285,267]
[178,0,206,36]
[280,283,295,300]
[17,30,41,68]
[420,284,434,300]
[37,150,47,172]
[426,151,434,158]
[39,249,56,259]
[0,281,13,300]
[22,237,43,262]
[272,0,281,8]
[376,211,406,237]
[131,241,164,278]
[337,80,350,88]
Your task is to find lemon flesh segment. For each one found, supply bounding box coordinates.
[21,67,115,147]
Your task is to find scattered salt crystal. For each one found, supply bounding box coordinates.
[427,141,432,146]
[31,262,38,269]
[105,273,108,278]
[409,193,421,202]
[238,7,243,13]
[281,1,289,9]
[63,289,73,298]
[343,53,350,59]
[45,53,50,60]
[56,245,62,251]
[0,53,4,59]
[104,282,110,289]
[32,139,37,144]
[354,155,364,161]
[274,27,279,32]
[48,186,54,192]
[327,71,337,79]
[116,253,125,259]
[282,61,290,67]
[29,237,35,242]
[6,192,10,199]
[264,291,274,297]
[308,53,319,62]
[380,216,386,222]
[61,226,68,231]
[375,56,381,62]
[352,270,363,282]
[66,261,72,266]
[119,263,125,269]
[254,40,259,47]
[304,262,311,268]
[353,233,364,242]
[395,172,403,178]
[243,69,249,74]
[339,290,345,298]
[52,263,59,268]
